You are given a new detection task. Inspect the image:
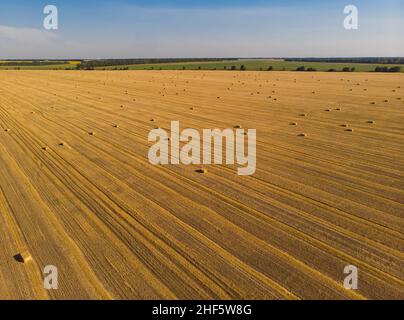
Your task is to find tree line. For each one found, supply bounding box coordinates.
[0,60,69,66]
[77,58,237,69]
[285,57,404,64]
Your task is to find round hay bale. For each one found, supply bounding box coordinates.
[14,251,32,263]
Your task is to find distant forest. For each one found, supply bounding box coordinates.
[285,57,404,64]
[0,60,69,66]
[77,58,237,69]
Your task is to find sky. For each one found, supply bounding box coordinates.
[0,0,403,59]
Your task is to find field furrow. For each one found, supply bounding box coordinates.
[0,70,403,299]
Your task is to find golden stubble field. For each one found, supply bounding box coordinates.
[0,70,403,300]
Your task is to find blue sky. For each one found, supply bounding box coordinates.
[0,0,402,59]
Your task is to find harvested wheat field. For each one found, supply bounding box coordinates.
[0,70,403,300]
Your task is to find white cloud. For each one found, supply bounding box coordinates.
[0,25,58,45]
[0,26,60,59]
